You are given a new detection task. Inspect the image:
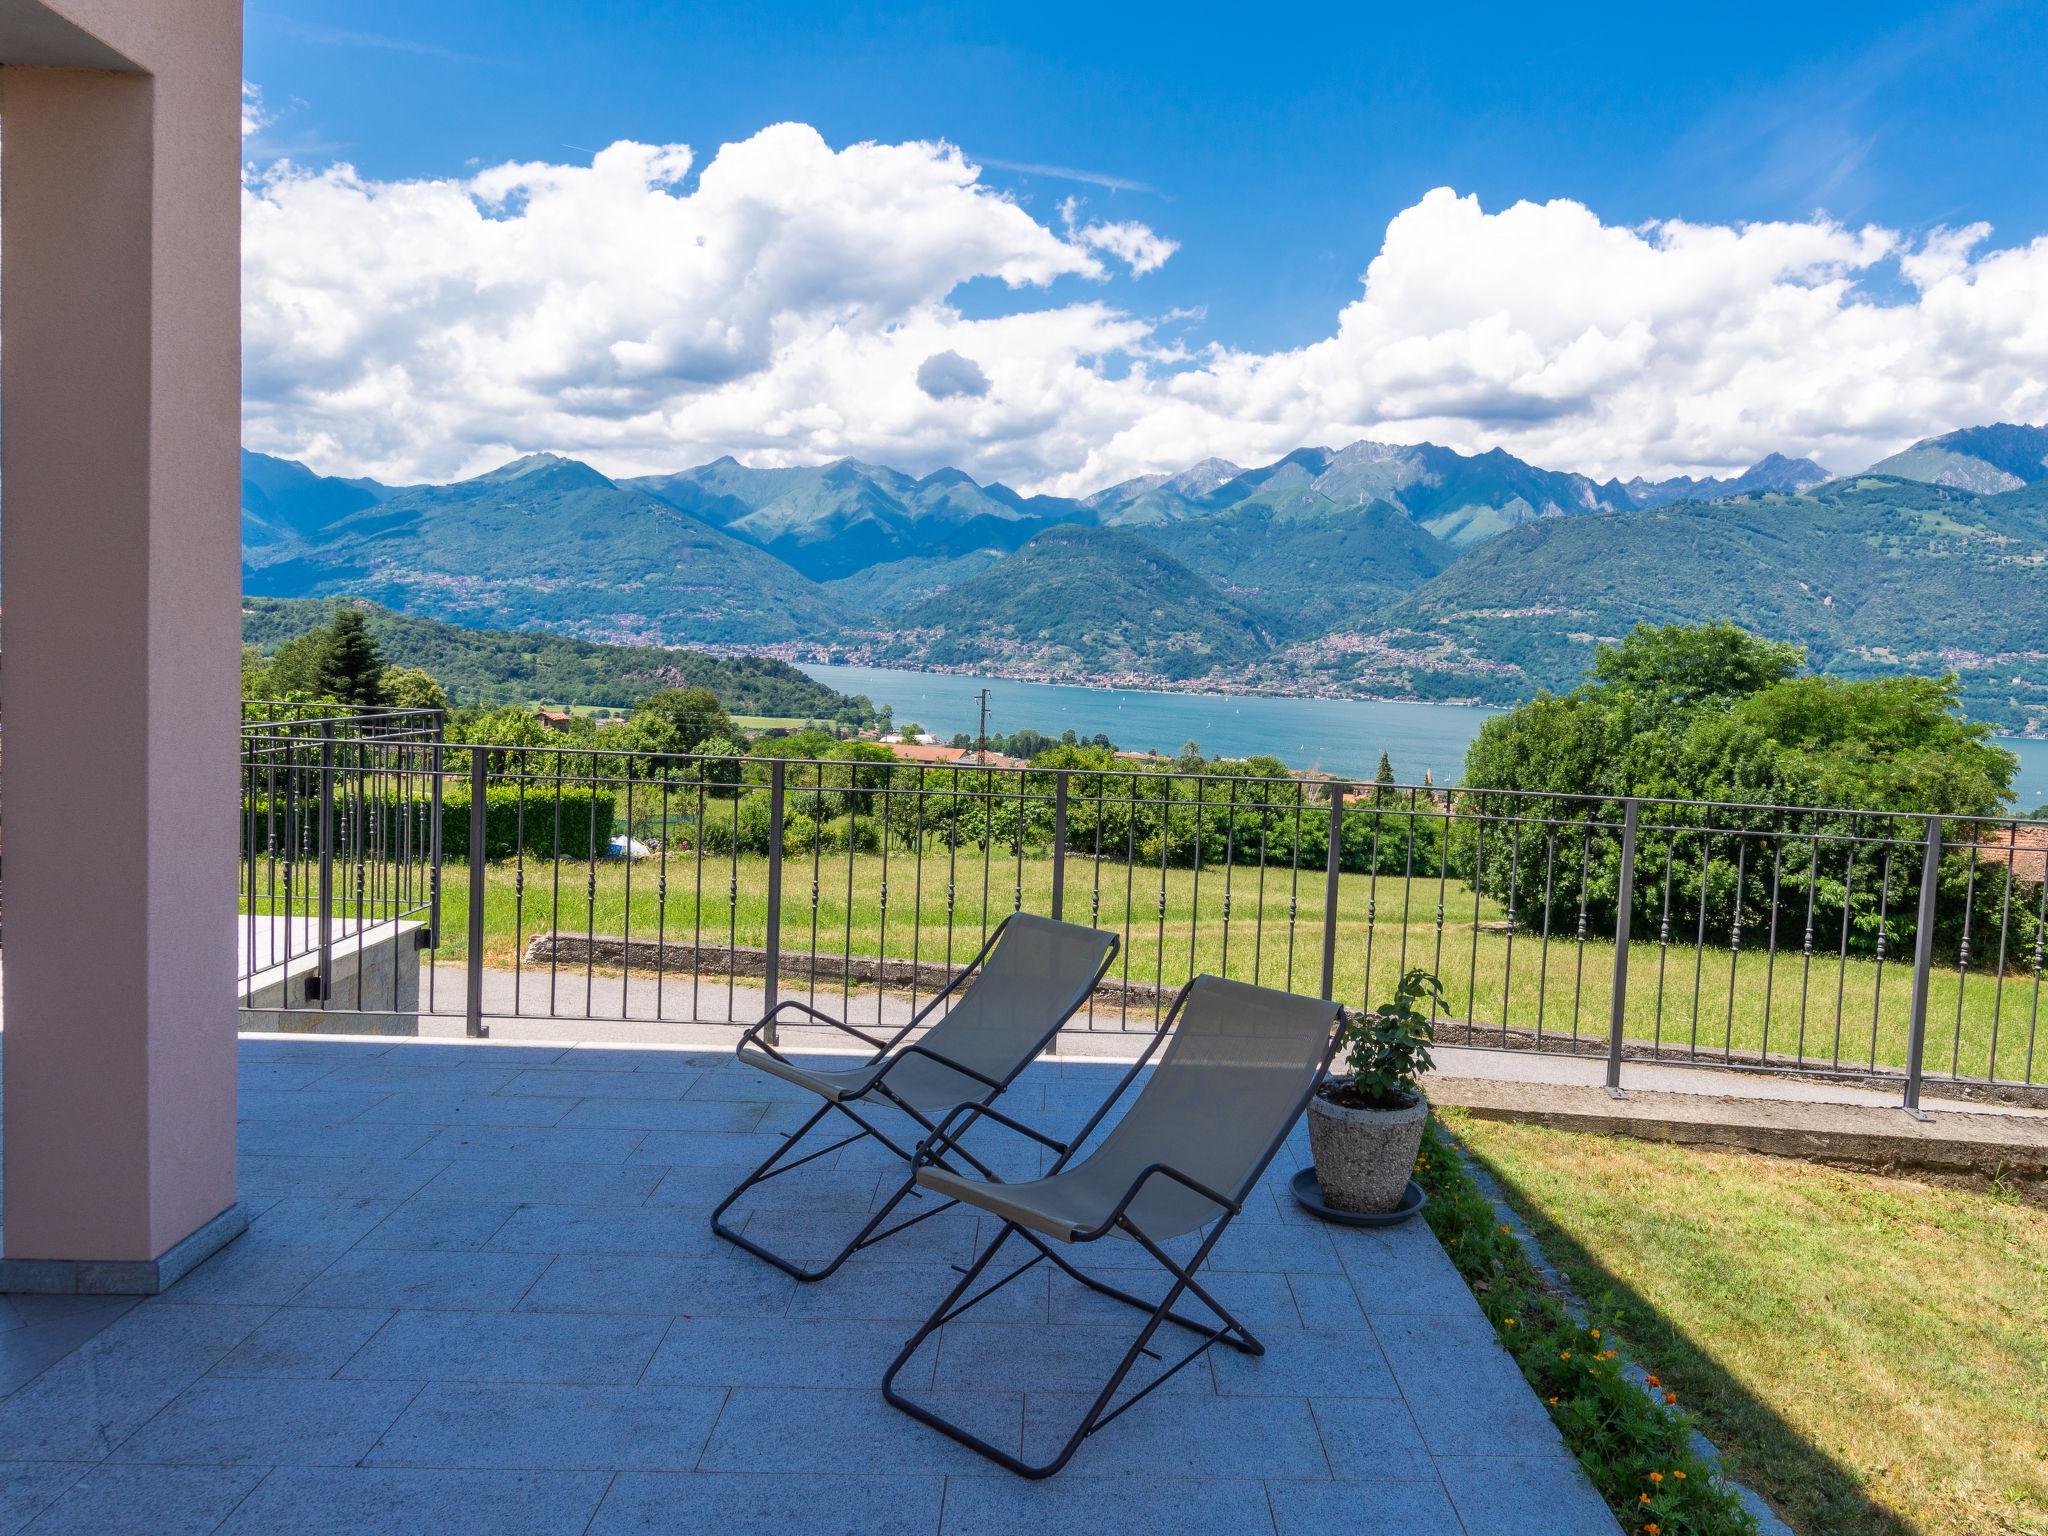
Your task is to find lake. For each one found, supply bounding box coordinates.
[799,662,2048,809]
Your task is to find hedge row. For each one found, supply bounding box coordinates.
[244,784,616,862]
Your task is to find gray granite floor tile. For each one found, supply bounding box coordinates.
[157,1240,346,1308]
[588,1471,943,1536]
[939,1474,1277,1535]
[628,1130,793,1169]
[485,1203,734,1258]
[1367,1314,1565,1457]
[0,1298,137,1397]
[1267,1475,1464,1535]
[0,1305,271,1462]
[341,1310,668,1385]
[928,1321,1209,1396]
[311,1064,523,1096]
[1434,1455,1620,1534]
[517,1255,792,1318]
[413,1125,650,1162]
[782,1258,1048,1326]
[503,1069,691,1100]
[1205,1222,1345,1274]
[209,1307,393,1379]
[0,1464,82,1536]
[353,1092,573,1128]
[236,1154,448,1202]
[239,1122,440,1161]
[1306,1397,1434,1480]
[365,1383,726,1471]
[14,1464,267,1535]
[559,1097,765,1133]
[644,1316,925,1390]
[1213,1327,1399,1399]
[214,1466,613,1536]
[236,1089,391,1123]
[1047,1268,1302,1330]
[735,1207,983,1269]
[1020,1391,1331,1479]
[1338,1229,1472,1315]
[684,1072,813,1103]
[290,1249,551,1311]
[1285,1272,1372,1332]
[109,1377,419,1467]
[417,1159,665,1205]
[246,1196,400,1247]
[700,1388,1021,1475]
[356,1198,523,1252]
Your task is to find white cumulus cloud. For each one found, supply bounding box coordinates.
[240,125,2048,494]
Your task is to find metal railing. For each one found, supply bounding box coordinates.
[237,711,2048,1105]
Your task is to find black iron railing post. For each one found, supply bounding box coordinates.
[316,721,336,1006]
[1051,770,1069,921]
[1903,815,1943,1117]
[428,726,445,949]
[764,759,786,1046]
[1605,797,1640,1097]
[465,745,488,1039]
[1320,784,1348,1002]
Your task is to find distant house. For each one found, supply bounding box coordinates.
[534,708,575,731]
[887,742,969,764]
[1113,750,1168,764]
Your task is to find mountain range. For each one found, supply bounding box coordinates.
[240,420,2048,733]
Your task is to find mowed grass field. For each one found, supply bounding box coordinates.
[1445,1110,2048,1536]
[251,843,2048,1080]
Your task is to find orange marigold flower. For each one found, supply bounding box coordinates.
[1645,1375,1660,1387]
[1548,1396,1559,1405]
[1560,1352,1572,1361]
[1504,1317,1516,1327]
[1649,1472,1663,1483]
[1664,1392,1678,1406]
[1672,1470,1687,1481]
[1646,1525,1662,1534]
[1639,1493,1651,1505]
[1590,1329,1601,1339]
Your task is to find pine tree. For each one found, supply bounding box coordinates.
[315,608,388,706]
[1374,750,1396,805]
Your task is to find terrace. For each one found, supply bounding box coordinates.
[1,8,2041,1533]
[0,1034,1618,1534]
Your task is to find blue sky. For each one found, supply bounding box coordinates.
[248,1,2048,351]
[239,1,2048,490]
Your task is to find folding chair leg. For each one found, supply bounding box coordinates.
[711,1095,979,1282]
[883,1218,1249,1479]
[1014,1225,1263,1356]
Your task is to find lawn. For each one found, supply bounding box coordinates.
[359,844,2039,1078]
[1442,1109,2048,1536]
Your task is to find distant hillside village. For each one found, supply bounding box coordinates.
[241,421,2048,734]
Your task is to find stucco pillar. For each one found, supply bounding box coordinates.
[1,0,245,1291]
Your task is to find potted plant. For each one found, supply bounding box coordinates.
[1307,968,1444,1214]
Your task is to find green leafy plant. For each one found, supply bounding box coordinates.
[1414,1120,1758,1535]
[1328,967,1444,1109]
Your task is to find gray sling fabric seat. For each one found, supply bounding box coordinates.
[737,914,1118,1115]
[710,912,1119,1282]
[886,974,1346,1478]
[915,975,1343,1241]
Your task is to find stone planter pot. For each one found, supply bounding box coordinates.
[1306,1087,1428,1214]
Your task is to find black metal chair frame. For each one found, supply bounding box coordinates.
[881,978,1346,1478]
[710,913,1120,1282]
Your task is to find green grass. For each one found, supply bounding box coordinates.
[248,841,2045,1079]
[1441,1109,2048,1536]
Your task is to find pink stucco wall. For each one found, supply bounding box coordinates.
[1,0,243,1264]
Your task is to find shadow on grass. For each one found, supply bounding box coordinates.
[1464,1146,1923,1536]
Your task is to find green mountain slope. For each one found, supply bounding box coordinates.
[243,597,867,717]
[1145,497,1455,639]
[626,457,1084,580]
[243,453,837,646]
[241,448,391,551]
[1865,422,2048,493]
[1336,476,2048,729]
[868,526,1277,682]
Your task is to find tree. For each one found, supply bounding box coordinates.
[315,608,388,706]
[626,688,735,759]
[1373,750,1396,805]
[380,666,448,713]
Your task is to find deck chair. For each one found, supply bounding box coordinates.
[710,912,1119,1281]
[882,974,1345,1478]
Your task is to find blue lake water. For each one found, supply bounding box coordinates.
[800,662,2048,808]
